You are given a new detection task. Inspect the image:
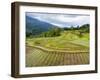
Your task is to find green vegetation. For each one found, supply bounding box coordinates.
[39,27,62,37]
[26,24,90,67]
[26,26,89,51]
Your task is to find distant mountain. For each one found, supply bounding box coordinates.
[80,24,89,29]
[79,24,90,32]
[26,16,56,36]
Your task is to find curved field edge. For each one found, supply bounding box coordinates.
[27,45,89,54]
[26,46,89,67]
[26,37,89,52]
[26,31,89,67]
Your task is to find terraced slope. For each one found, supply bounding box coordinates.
[26,31,89,67]
[26,46,89,67]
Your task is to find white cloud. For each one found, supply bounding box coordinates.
[26,13,90,27]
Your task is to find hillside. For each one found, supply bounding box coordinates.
[26,16,57,36]
[26,30,89,52]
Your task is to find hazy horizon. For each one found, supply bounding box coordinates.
[26,12,90,28]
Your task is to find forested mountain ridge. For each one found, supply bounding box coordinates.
[26,16,56,36]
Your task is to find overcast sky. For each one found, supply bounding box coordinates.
[26,12,90,28]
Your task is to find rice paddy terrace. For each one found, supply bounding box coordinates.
[26,31,89,67]
[26,46,89,67]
